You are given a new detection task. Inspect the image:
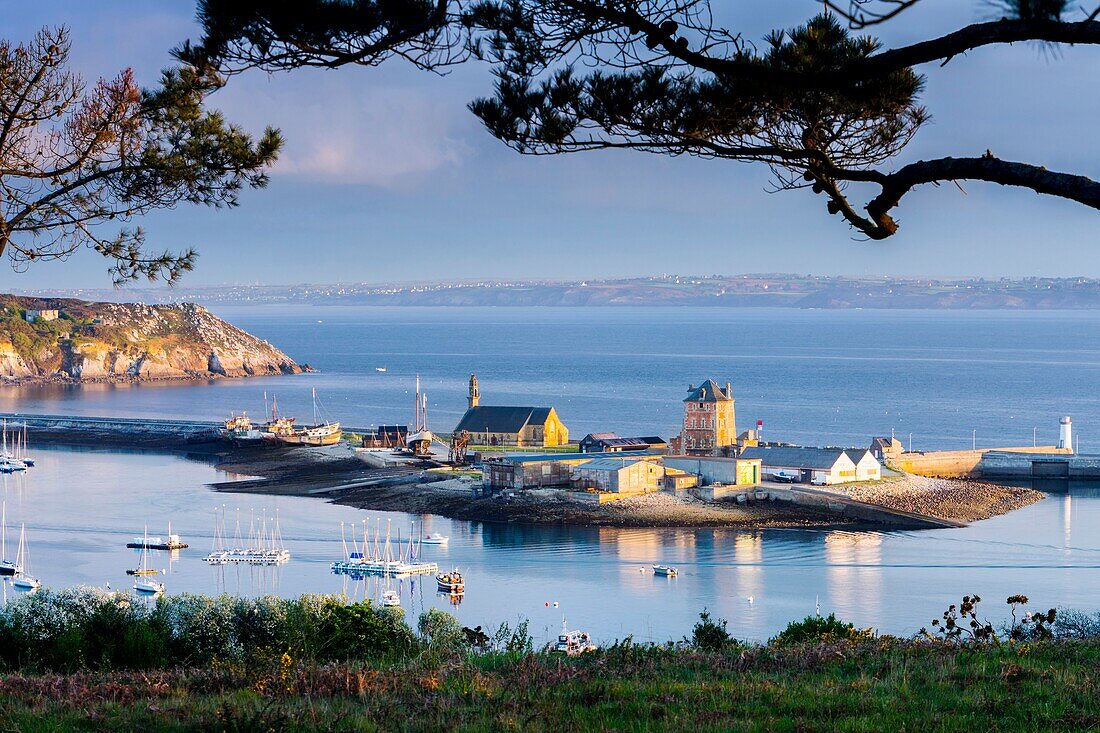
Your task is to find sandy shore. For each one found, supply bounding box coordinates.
[825,474,1044,523]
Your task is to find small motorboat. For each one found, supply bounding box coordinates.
[653,564,678,577]
[375,367,387,373]
[554,619,597,656]
[436,569,465,594]
[134,579,165,594]
[0,559,20,576]
[421,533,449,545]
[381,589,401,607]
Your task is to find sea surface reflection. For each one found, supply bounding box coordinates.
[1,446,1098,644]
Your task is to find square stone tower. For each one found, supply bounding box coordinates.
[680,380,736,455]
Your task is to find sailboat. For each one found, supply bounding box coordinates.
[12,523,40,590]
[279,388,341,447]
[0,503,21,576]
[133,527,165,594]
[0,421,26,473]
[19,424,34,467]
[406,375,434,456]
[127,526,160,576]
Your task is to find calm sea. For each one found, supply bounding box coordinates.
[0,307,1098,643]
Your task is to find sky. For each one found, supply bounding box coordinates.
[2,0,1100,290]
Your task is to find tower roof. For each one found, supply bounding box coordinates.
[683,380,733,402]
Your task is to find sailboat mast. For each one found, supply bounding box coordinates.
[2,502,6,561]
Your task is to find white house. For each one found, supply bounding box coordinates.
[845,448,882,482]
[739,446,881,485]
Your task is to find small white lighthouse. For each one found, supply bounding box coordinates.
[1059,416,1073,452]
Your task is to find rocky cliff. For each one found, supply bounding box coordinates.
[0,295,303,382]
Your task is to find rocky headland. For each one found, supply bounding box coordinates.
[0,295,303,383]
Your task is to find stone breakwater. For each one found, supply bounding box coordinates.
[831,474,1044,523]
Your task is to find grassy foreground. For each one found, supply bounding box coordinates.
[0,589,1095,731]
[1,639,1098,732]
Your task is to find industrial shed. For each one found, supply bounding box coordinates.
[484,452,656,491]
[571,457,666,494]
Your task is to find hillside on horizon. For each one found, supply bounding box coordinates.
[20,275,1100,310]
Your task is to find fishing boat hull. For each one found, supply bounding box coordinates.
[280,422,342,447]
[13,576,40,590]
[652,565,678,577]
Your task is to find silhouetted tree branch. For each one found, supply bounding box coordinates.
[182,0,1100,240]
[0,27,282,284]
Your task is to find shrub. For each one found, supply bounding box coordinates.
[771,613,872,646]
[418,608,468,653]
[320,599,416,661]
[690,609,734,652]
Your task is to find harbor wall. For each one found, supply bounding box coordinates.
[979,450,1100,479]
[890,446,1069,478]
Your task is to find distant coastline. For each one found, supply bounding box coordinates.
[21,274,1100,310]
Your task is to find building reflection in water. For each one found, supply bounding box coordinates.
[1064,494,1072,555]
[727,531,764,623]
[823,531,883,625]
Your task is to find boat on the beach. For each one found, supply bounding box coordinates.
[404,375,434,456]
[381,589,401,607]
[436,568,465,594]
[554,619,597,656]
[653,564,678,577]
[421,533,449,545]
[222,413,264,442]
[277,389,341,447]
[0,503,21,577]
[12,523,40,590]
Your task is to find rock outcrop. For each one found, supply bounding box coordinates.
[0,295,302,382]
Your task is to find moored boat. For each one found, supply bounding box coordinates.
[436,568,465,594]
[381,589,401,607]
[421,533,449,545]
[12,523,39,590]
[554,619,597,656]
[653,564,678,577]
[134,578,165,594]
[132,527,165,594]
[126,524,188,550]
[0,502,20,577]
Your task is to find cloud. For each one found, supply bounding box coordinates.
[217,72,471,187]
